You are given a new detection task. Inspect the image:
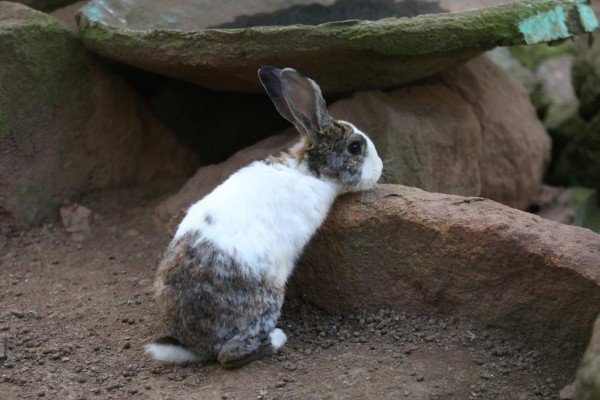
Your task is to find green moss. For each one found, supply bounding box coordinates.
[509,42,575,70]
[79,0,597,60]
[0,7,93,224]
[80,23,113,44]
[0,13,92,111]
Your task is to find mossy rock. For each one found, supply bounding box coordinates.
[77,0,599,93]
[0,2,194,224]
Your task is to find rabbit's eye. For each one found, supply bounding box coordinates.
[347,141,362,155]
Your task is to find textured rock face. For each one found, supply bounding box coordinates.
[289,185,600,344]
[158,56,550,222]
[77,0,598,93]
[576,314,600,400]
[442,56,551,209]
[0,3,195,224]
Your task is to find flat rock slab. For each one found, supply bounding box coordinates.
[76,0,598,93]
[290,184,600,345]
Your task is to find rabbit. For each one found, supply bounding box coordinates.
[145,66,383,368]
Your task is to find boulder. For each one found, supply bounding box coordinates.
[290,184,600,344]
[576,314,600,400]
[76,0,598,93]
[0,2,196,224]
[157,56,550,221]
[441,56,550,209]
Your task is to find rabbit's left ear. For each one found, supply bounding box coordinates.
[259,66,296,124]
[279,68,334,141]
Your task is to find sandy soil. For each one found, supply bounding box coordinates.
[0,184,581,399]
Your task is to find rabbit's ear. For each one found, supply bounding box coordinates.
[279,68,334,141]
[259,66,296,124]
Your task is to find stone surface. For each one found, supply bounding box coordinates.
[59,202,92,233]
[441,56,550,209]
[0,2,196,224]
[76,0,598,93]
[157,56,550,221]
[289,184,600,345]
[575,314,600,400]
[486,47,539,95]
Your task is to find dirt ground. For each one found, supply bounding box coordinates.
[0,184,583,399]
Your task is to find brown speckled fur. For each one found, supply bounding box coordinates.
[306,121,367,188]
[155,231,284,365]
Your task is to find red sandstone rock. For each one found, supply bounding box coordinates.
[290,184,600,344]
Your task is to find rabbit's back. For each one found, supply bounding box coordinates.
[175,161,338,287]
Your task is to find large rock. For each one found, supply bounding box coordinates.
[441,55,550,208]
[290,184,600,344]
[158,56,550,221]
[76,0,598,93]
[0,2,196,224]
[576,314,600,400]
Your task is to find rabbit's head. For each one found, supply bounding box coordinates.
[259,67,383,193]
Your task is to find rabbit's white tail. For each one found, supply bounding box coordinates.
[144,336,199,364]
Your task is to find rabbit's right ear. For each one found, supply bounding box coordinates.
[259,66,334,141]
[259,67,296,124]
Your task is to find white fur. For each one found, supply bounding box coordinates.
[350,125,383,193]
[144,343,199,364]
[269,328,287,350]
[174,124,382,288]
[175,161,339,287]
